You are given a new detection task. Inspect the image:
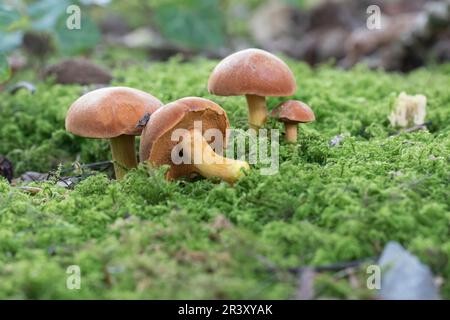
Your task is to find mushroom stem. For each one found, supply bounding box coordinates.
[245,94,268,130]
[284,122,298,143]
[110,135,138,180]
[182,130,250,184]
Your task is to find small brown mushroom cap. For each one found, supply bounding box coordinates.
[208,48,296,97]
[139,97,230,180]
[65,87,162,138]
[271,100,315,123]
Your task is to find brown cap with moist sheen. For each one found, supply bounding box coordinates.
[271,100,315,123]
[139,97,229,180]
[65,87,163,138]
[208,48,297,97]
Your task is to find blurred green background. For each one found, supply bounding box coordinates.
[1,0,450,82]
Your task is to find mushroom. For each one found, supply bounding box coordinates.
[66,86,162,180]
[139,97,249,184]
[208,48,296,130]
[271,100,315,143]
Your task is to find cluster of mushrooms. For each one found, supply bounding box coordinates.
[65,49,315,184]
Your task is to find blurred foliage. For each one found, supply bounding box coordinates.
[0,0,311,77]
[54,10,100,55]
[0,0,313,77]
[0,4,22,31]
[109,0,307,50]
[28,0,72,31]
[153,0,226,50]
[0,53,11,82]
[0,0,100,55]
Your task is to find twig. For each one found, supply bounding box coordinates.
[390,121,432,137]
[257,254,375,300]
[258,253,374,274]
[59,161,113,174]
[18,186,43,194]
[295,267,316,300]
[290,258,374,274]
[257,254,374,275]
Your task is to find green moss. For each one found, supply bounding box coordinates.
[0,59,449,299]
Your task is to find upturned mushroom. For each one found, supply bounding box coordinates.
[139,97,250,184]
[271,100,315,143]
[208,48,296,130]
[66,86,162,180]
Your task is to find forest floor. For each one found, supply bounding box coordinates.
[0,58,449,299]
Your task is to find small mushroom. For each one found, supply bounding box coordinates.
[66,87,162,180]
[271,100,315,143]
[208,48,296,130]
[139,97,249,184]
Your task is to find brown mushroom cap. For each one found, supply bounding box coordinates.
[208,48,297,97]
[139,97,230,180]
[271,100,315,123]
[65,86,162,138]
